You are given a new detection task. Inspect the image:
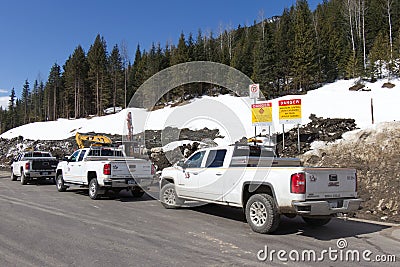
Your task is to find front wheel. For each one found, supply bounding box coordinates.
[302,217,331,227]
[245,194,280,234]
[10,169,17,181]
[56,174,67,192]
[21,172,28,185]
[88,178,101,200]
[160,183,184,209]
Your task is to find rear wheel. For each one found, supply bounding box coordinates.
[56,174,67,192]
[160,183,184,209]
[88,178,101,200]
[245,194,280,234]
[302,217,331,227]
[21,172,28,185]
[10,169,17,181]
[131,187,145,198]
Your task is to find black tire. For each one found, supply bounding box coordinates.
[21,172,28,185]
[245,194,280,234]
[10,169,17,181]
[88,178,101,200]
[131,187,145,198]
[302,217,331,227]
[160,183,184,209]
[56,174,67,192]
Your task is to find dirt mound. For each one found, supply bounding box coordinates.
[275,114,358,158]
[301,122,400,223]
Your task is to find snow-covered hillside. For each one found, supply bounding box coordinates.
[1,78,399,142]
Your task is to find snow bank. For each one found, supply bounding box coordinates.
[1,78,399,142]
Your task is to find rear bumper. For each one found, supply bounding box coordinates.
[292,198,363,216]
[103,177,153,188]
[26,171,56,178]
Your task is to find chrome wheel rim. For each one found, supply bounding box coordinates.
[89,181,96,197]
[163,188,176,205]
[249,201,267,227]
[57,177,62,189]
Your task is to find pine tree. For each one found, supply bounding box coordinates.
[7,88,16,129]
[108,44,124,113]
[292,0,318,91]
[21,80,30,124]
[88,34,108,115]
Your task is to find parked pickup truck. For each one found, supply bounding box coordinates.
[160,144,362,234]
[56,146,154,199]
[11,151,58,185]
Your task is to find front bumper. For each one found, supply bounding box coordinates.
[292,198,363,216]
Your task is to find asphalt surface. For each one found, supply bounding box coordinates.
[0,170,399,267]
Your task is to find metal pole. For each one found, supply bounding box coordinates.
[371,97,374,124]
[268,126,271,146]
[254,98,257,145]
[297,124,301,153]
[282,124,285,151]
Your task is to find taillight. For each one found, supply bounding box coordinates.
[291,173,306,194]
[355,172,358,192]
[103,164,111,175]
[25,162,30,170]
[151,164,156,175]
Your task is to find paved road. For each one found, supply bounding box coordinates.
[0,171,398,266]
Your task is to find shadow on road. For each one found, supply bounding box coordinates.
[191,204,390,240]
[67,188,155,202]
[275,216,390,240]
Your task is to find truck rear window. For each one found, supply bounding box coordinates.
[88,149,123,157]
[232,145,275,157]
[24,152,52,158]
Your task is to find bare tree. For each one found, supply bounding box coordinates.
[258,9,265,41]
[362,0,367,70]
[120,40,129,109]
[226,23,234,61]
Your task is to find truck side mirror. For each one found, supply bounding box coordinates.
[176,160,187,169]
[63,156,70,162]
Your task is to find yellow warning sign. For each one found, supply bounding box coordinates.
[252,102,272,126]
[278,99,302,124]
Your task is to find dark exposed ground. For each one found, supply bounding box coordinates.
[1,116,399,224]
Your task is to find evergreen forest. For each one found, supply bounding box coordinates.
[1,0,399,133]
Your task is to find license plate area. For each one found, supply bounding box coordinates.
[127,179,136,185]
[41,172,49,175]
[329,201,338,209]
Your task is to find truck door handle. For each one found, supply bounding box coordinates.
[216,173,223,176]
[192,172,198,175]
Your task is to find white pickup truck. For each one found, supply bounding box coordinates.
[56,146,154,199]
[160,144,362,234]
[11,151,58,185]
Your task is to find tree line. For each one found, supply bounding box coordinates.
[1,0,399,133]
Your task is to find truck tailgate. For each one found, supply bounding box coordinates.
[304,168,357,199]
[110,159,152,179]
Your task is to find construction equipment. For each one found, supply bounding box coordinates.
[75,132,112,149]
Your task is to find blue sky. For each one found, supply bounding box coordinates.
[0,0,323,107]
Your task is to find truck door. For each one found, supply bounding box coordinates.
[64,150,86,183]
[195,149,226,201]
[177,151,206,198]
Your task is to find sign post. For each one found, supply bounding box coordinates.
[278,98,302,153]
[249,84,260,143]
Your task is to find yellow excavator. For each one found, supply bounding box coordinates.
[75,132,112,149]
